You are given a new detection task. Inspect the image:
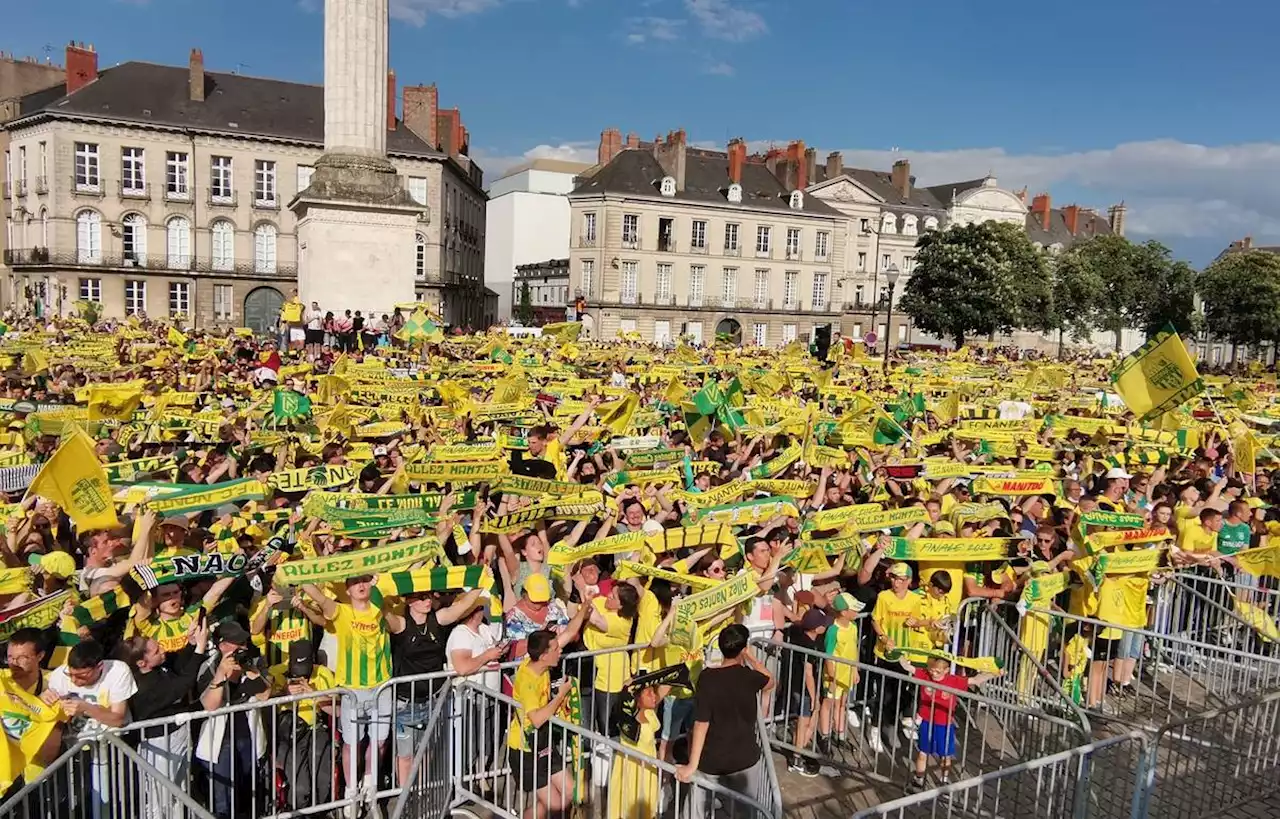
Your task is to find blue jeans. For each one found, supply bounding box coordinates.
[201,731,257,819]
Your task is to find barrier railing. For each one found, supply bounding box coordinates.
[1161,572,1279,654]
[387,677,456,819]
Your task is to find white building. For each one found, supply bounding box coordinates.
[484,157,591,321]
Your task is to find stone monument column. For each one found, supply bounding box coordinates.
[290,0,422,316]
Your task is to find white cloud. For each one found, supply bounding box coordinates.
[472,141,598,179]
[705,60,735,76]
[389,0,501,26]
[684,0,767,42]
[624,16,686,44]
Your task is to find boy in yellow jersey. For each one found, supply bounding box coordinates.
[917,572,957,650]
[301,574,402,807]
[872,562,924,741]
[128,575,236,657]
[819,593,864,753]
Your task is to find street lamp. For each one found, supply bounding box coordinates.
[882,263,901,369]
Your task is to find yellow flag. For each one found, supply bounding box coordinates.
[1110,325,1203,423]
[167,325,188,347]
[27,428,120,532]
[0,670,65,784]
[598,392,639,435]
[88,384,143,421]
[21,350,48,376]
[1236,431,1258,475]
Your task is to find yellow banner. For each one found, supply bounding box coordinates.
[266,465,358,493]
[275,535,445,585]
[671,571,759,650]
[972,476,1056,496]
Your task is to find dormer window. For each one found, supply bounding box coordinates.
[923,216,939,231]
[789,190,804,210]
[660,176,676,197]
[727,183,742,204]
[881,212,897,234]
[902,214,918,236]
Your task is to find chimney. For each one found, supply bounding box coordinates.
[764,146,784,180]
[386,71,396,130]
[803,147,817,190]
[402,84,439,148]
[1243,235,1254,250]
[65,41,98,95]
[436,108,464,157]
[188,48,205,102]
[780,140,806,190]
[891,159,911,199]
[598,128,622,165]
[727,137,746,184]
[1063,204,1080,236]
[1107,202,1127,237]
[1030,193,1051,231]
[1016,186,1028,204]
[826,151,843,179]
[653,127,688,191]
[625,132,639,149]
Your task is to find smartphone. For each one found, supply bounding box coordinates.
[195,607,207,629]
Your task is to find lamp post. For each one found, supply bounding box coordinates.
[882,263,901,370]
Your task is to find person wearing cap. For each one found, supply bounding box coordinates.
[782,606,830,777]
[267,639,338,810]
[502,572,575,663]
[870,562,924,745]
[250,584,326,669]
[1097,467,1131,512]
[819,593,865,754]
[78,508,157,599]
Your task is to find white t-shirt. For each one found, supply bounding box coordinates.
[49,659,137,737]
[445,622,503,692]
[306,309,324,331]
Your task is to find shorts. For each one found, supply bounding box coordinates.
[394,699,436,757]
[823,681,851,702]
[792,687,816,718]
[1119,631,1144,661]
[1092,637,1122,663]
[918,720,957,758]
[305,328,324,344]
[660,695,695,742]
[339,686,394,745]
[510,745,563,793]
[289,327,306,343]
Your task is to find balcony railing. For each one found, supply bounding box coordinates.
[13,180,27,197]
[621,236,639,249]
[755,248,771,259]
[34,177,47,195]
[785,248,801,261]
[620,292,640,305]
[815,251,829,262]
[690,243,708,254]
[689,296,704,308]
[724,245,741,257]
[652,293,676,306]
[208,190,237,207]
[252,195,280,210]
[119,180,150,200]
[783,299,799,310]
[720,296,737,308]
[579,235,596,248]
[165,187,193,203]
[3,247,297,277]
[657,237,676,253]
[72,175,104,196]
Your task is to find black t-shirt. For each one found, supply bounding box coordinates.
[783,626,821,695]
[692,663,768,776]
[392,611,450,699]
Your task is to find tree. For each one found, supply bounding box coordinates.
[899,221,1051,349]
[1198,250,1280,361]
[1048,252,1104,358]
[516,281,534,326]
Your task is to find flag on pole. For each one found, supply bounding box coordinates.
[1110,324,1204,423]
[26,429,119,532]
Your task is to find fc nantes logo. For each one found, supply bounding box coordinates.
[70,476,110,515]
[1147,355,1186,392]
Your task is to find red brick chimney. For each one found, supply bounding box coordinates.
[1063,204,1080,236]
[65,41,98,95]
[188,48,205,102]
[402,84,439,148]
[1243,235,1254,250]
[727,137,746,184]
[783,140,807,190]
[436,107,464,157]
[387,71,396,130]
[1030,193,1051,231]
[891,159,911,199]
[625,132,639,149]
[653,128,688,191]
[803,147,817,190]
[598,128,622,165]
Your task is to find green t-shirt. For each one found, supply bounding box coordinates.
[1218,521,1252,555]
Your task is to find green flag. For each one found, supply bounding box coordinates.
[272,388,312,424]
[872,414,907,446]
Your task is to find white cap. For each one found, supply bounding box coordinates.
[255,367,278,383]
[1104,467,1132,480]
[373,445,389,457]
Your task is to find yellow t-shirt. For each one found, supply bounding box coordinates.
[267,663,337,726]
[331,602,391,689]
[507,659,550,752]
[871,589,923,660]
[1096,574,1150,639]
[544,437,567,480]
[1177,521,1217,554]
[822,619,860,691]
[251,597,315,667]
[129,603,201,655]
[583,597,634,693]
[918,563,964,611]
[918,592,956,649]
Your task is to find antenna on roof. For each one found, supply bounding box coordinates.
[232,62,251,75]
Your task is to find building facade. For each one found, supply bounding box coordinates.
[569,132,848,345]
[485,158,591,322]
[512,257,569,326]
[0,44,487,330]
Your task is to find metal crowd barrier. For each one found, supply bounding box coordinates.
[1160,573,1280,655]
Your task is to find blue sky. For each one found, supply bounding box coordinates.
[7,0,1280,264]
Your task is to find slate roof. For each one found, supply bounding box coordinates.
[571,148,845,217]
[809,162,948,212]
[1025,208,1112,247]
[7,61,442,158]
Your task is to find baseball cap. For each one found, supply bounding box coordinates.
[216,622,251,646]
[161,514,190,532]
[373,445,389,457]
[888,562,913,579]
[39,551,76,579]
[1104,467,1133,480]
[932,521,956,536]
[800,607,831,632]
[286,640,315,679]
[524,573,553,604]
[833,592,865,613]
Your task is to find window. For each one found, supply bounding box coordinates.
[407,176,426,205]
[881,253,891,271]
[299,166,317,196]
[857,252,867,271]
[580,259,594,297]
[39,207,47,246]
[721,267,738,306]
[727,183,742,204]
[786,228,801,259]
[898,324,907,343]
[121,147,145,194]
[656,263,672,303]
[415,233,426,279]
[924,216,939,231]
[755,226,771,257]
[904,256,914,274]
[4,150,9,191]
[659,176,676,197]
[74,143,100,191]
[75,210,101,263]
[815,231,829,260]
[38,142,46,187]
[169,281,190,317]
[620,261,638,304]
[812,272,828,310]
[211,220,235,271]
[902,214,918,236]
[213,281,234,319]
[17,147,26,188]
[754,269,769,307]
[210,156,233,201]
[855,284,865,305]
[622,214,639,246]
[166,152,190,199]
[753,323,768,346]
[878,323,887,341]
[78,278,102,303]
[124,280,147,316]
[618,318,637,335]
[724,223,740,254]
[166,217,192,269]
[789,191,803,210]
[254,223,277,273]
[691,220,707,250]
[689,265,704,306]
[881,212,896,234]
[686,321,703,344]
[582,212,596,244]
[253,160,277,205]
[859,218,869,233]
[121,213,147,265]
[784,271,799,307]
[653,319,672,345]
[782,324,797,344]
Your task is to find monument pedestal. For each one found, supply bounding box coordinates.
[291,153,425,315]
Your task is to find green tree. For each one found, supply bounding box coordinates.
[516,281,534,326]
[899,221,1051,349]
[1198,250,1280,361]
[1048,251,1104,358]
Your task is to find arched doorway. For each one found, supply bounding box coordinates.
[243,286,285,335]
[715,317,742,345]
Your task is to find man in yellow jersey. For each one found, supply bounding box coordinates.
[871,562,923,748]
[300,574,402,813]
